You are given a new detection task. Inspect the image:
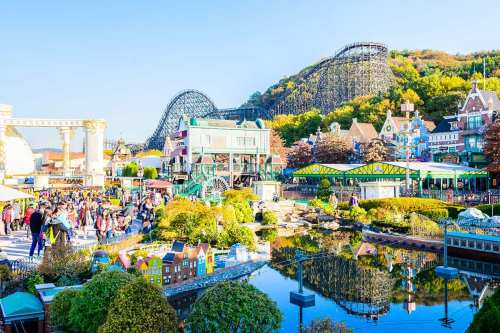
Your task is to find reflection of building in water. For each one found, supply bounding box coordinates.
[401,264,417,314]
[447,255,500,308]
[299,253,392,318]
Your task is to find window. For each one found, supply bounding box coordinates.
[453,239,459,246]
[460,240,466,247]
[467,115,482,129]
[166,267,170,273]
[493,244,499,252]
[236,137,256,146]
[485,242,491,251]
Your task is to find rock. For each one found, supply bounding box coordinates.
[304,213,318,223]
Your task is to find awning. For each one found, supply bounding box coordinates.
[0,185,33,201]
[145,180,172,189]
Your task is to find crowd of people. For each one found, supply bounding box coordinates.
[0,188,167,259]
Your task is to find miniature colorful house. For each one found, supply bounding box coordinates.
[162,241,198,285]
[136,256,163,287]
[196,243,214,275]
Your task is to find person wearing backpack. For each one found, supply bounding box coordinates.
[29,205,44,257]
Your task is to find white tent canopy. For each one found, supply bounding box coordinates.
[0,185,32,202]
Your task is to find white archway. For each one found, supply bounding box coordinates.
[0,104,107,187]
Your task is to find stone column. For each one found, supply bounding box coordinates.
[84,119,106,187]
[0,123,6,183]
[0,104,13,184]
[58,126,74,177]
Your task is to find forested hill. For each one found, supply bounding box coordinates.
[246,49,500,145]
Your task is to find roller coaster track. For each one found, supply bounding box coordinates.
[269,41,393,116]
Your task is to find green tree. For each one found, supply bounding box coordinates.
[468,287,500,333]
[51,288,81,332]
[317,178,332,202]
[186,281,282,333]
[99,278,178,333]
[69,271,136,333]
[303,318,352,333]
[218,221,255,250]
[123,161,138,177]
[143,166,158,179]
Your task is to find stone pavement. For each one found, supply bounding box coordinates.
[0,228,98,261]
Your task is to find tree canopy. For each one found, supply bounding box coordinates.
[99,278,178,333]
[186,281,282,333]
[484,120,500,173]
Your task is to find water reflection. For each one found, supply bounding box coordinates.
[166,244,498,332]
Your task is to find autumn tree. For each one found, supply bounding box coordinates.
[314,133,352,164]
[363,138,389,163]
[484,120,500,173]
[270,129,288,163]
[287,141,312,168]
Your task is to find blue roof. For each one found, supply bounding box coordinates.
[448,231,500,242]
[163,252,176,263]
[171,240,186,253]
[0,292,44,319]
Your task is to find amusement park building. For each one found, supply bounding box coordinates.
[430,81,500,167]
[163,116,280,187]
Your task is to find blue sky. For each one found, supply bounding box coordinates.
[1,0,499,149]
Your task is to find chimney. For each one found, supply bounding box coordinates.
[353,118,358,124]
[386,109,392,118]
[488,97,494,110]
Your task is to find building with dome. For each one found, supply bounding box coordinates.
[2,126,35,176]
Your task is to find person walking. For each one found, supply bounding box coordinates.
[349,193,359,208]
[24,203,35,239]
[29,206,44,257]
[2,204,13,236]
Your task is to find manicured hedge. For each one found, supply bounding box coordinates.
[475,203,500,216]
[446,205,466,219]
[417,208,449,220]
[359,198,448,212]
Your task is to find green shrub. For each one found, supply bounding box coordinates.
[25,271,44,294]
[317,178,332,201]
[417,208,449,221]
[349,206,367,221]
[99,278,178,333]
[309,198,324,208]
[261,229,278,242]
[359,197,447,212]
[50,288,81,332]
[186,281,282,333]
[143,166,158,179]
[447,205,466,219]
[475,203,500,217]
[0,265,11,281]
[337,202,349,210]
[468,287,500,333]
[262,211,278,225]
[69,271,136,333]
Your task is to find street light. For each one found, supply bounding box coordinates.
[401,101,415,194]
[137,162,144,203]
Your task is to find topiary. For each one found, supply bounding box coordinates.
[99,278,178,333]
[69,271,136,333]
[50,288,82,332]
[417,208,449,221]
[317,178,332,202]
[186,281,282,333]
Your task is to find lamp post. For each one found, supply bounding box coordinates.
[401,101,415,194]
[137,162,144,203]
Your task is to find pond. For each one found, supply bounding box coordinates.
[169,244,498,333]
[249,264,475,333]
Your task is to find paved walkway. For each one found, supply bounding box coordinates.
[0,229,98,260]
